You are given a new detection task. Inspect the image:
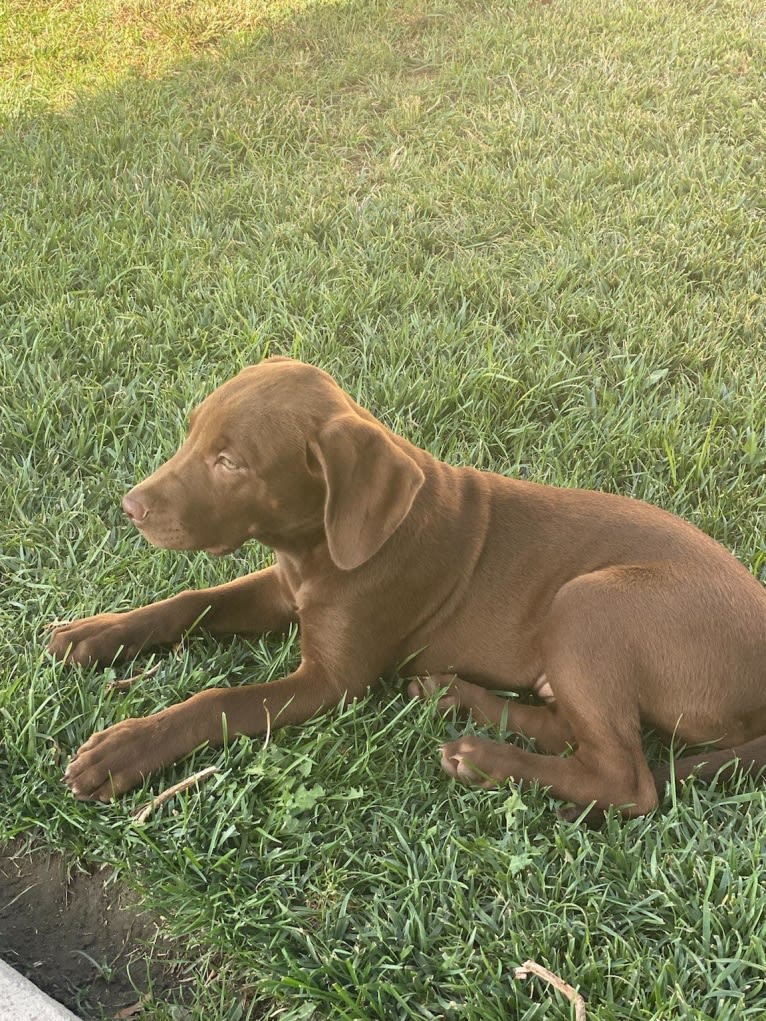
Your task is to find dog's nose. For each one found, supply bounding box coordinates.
[122,493,149,524]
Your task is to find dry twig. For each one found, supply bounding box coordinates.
[263,702,272,749]
[514,959,586,1021]
[107,661,162,692]
[132,766,219,824]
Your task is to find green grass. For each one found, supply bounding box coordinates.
[1,0,766,1017]
[0,0,345,115]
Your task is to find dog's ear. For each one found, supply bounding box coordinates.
[309,415,425,571]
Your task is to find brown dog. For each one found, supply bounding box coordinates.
[49,357,766,815]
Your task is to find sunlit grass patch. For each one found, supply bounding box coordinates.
[0,0,348,115]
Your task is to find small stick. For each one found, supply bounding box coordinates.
[107,661,162,692]
[514,959,587,1021]
[262,702,272,750]
[132,766,219,824]
[42,619,72,631]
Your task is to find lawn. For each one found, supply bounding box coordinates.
[1,0,765,1017]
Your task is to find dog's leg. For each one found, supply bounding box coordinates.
[441,731,657,816]
[408,674,575,753]
[440,675,657,816]
[48,566,295,666]
[441,571,660,816]
[654,733,766,789]
[64,627,381,801]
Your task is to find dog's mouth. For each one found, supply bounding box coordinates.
[126,506,242,556]
[134,524,234,556]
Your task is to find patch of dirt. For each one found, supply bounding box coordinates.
[0,840,180,1019]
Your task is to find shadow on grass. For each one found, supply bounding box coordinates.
[1,0,451,383]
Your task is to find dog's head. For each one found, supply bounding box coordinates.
[122,357,424,570]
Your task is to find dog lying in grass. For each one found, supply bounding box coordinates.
[49,357,766,815]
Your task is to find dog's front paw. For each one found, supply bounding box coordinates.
[440,735,515,789]
[48,613,146,666]
[65,718,164,801]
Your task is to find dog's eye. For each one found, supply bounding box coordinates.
[216,454,239,471]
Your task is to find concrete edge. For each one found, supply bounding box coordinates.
[0,959,82,1021]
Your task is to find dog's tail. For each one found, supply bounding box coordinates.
[653,734,766,792]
